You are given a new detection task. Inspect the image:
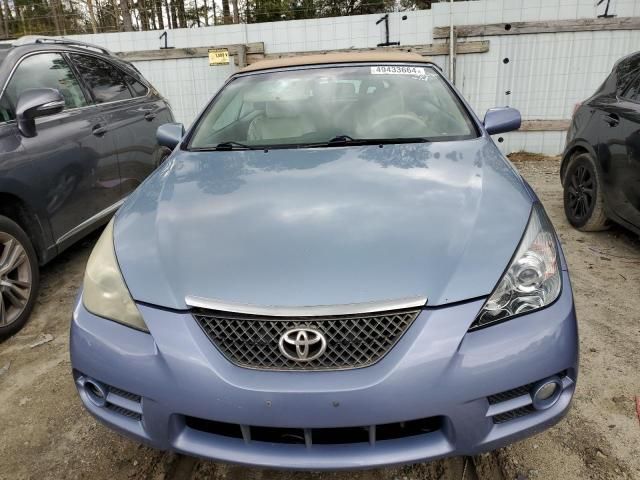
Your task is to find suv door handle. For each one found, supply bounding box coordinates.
[604,113,620,127]
[92,124,107,136]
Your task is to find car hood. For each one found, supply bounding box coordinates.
[114,139,533,310]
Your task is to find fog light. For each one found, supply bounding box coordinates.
[82,377,108,408]
[531,376,563,410]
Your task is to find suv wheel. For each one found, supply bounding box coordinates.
[563,152,609,231]
[153,146,173,168]
[0,215,39,340]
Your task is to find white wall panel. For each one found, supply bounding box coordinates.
[56,0,640,154]
[134,59,235,126]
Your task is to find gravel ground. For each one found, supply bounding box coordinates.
[493,153,640,480]
[0,154,638,480]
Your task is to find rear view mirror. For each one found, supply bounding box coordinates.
[483,107,521,135]
[157,123,185,150]
[16,88,65,138]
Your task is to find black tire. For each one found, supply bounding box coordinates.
[0,215,39,341]
[153,146,173,168]
[563,152,609,231]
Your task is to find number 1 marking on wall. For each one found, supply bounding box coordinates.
[159,31,174,50]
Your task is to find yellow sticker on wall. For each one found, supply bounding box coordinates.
[208,48,229,65]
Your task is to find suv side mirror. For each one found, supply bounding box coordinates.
[483,107,521,135]
[16,88,65,138]
[157,123,185,150]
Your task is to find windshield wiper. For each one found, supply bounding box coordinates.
[202,137,434,151]
[373,137,433,145]
[311,136,433,148]
[212,141,253,151]
[327,135,356,145]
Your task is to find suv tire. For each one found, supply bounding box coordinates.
[0,215,39,340]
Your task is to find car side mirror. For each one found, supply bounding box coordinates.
[157,123,185,150]
[16,88,65,138]
[483,107,521,135]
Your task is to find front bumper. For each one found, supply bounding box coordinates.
[70,272,578,470]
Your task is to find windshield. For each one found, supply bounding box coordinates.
[189,64,477,149]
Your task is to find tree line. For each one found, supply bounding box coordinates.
[0,0,448,38]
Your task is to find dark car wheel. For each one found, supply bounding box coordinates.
[153,146,173,168]
[0,215,39,340]
[563,152,608,231]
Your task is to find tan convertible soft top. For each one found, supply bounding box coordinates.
[240,51,431,73]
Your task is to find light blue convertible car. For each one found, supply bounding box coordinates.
[70,52,578,470]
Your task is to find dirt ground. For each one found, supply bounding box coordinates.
[0,154,638,480]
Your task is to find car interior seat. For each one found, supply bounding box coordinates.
[247,100,315,142]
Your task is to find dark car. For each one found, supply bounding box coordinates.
[0,36,173,339]
[562,51,640,235]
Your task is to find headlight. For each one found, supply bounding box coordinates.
[82,219,148,332]
[470,203,561,330]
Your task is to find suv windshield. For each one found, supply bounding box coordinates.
[189,64,477,149]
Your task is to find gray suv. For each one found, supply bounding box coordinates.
[0,37,173,339]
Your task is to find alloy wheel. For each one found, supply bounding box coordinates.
[566,165,594,220]
[0,232,32,327]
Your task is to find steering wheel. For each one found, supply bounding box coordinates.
[369,114,428,137]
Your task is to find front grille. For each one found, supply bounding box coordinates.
[184,416,442,445]
[193,307,421,371]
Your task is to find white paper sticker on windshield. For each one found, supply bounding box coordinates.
[371,65,426,75]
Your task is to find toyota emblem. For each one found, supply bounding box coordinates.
[279,327,327,362]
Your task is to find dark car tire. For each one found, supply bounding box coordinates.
[0,215,39,341]
[563,152,609,231]
[153,146,173,168]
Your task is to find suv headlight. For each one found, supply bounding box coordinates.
[470,203,562,330]
[82,219,148,332]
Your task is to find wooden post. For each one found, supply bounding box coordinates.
[448,0,455,84]
[116,41,488,64]
[236,44,247,68]
[434,17,640,39]
[449,26,457,85]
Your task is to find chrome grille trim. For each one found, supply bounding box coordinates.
[185,295,427,317]
[192,307,422,371]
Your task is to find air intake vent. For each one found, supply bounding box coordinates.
[184,416,442,446]
[488,383,533,405]
[492,405,536,424]
[104,384,142,421]
[75,371,143,422]
[106,402,142,420]
[487,371,570,424]
[108,386,141,403]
